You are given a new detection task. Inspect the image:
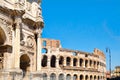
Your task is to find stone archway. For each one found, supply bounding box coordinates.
[20,54,30,77]
[0,27,6,45]
[0,27,6,70]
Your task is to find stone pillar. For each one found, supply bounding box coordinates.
[71,75,73,80]
[3,52,8,70]
[14,23,20,69]
[47,57,51,68]
[83,59,85,68]
[4,47,12,70]
[47,74,50,80]
[64,74,66,80]
[14,17,21,69]
[56,74,58,80]
[56,58,59,68]
[12,27,15,69]
[63,58,66,66]
[92,61,94,69]
[95,62,97,69]
[37,33,42,71]
[77,59,79,67]
[71,58,73,67]
[87,60,90,68]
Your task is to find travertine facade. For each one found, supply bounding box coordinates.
[0,0,106,80]
[111,66,120,78]
[41,39,106,80]
[0,0,43,80]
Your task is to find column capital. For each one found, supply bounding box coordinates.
[37,32,41,38]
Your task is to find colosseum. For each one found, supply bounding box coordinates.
[0,0,106,80]
[41,38,106,80]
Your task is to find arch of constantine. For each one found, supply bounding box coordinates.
[0,0,106,80]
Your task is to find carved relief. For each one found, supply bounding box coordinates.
[6,26,12,42]
[26,36,34,48]
[0,18,12,44]
[26,2,31,11]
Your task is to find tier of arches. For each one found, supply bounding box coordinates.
[42,73,105,80]
[41,55,106,69]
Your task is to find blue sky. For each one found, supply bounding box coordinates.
[41,0,120,70]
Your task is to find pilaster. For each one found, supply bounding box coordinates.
[77,59,80,67]
[47,57,51,68]
[63,58,66,66]
[71,58,73,67]
[56,58,59,68]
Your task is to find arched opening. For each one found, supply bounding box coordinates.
[59,74,64,80]
[50,73,56,80]
[94,61,96,68]
[20,54,30,77]
[80,59,83,67]
[97,62,99,68]
[73,58,77,66]
[0,27,6,45]
[90,60,92,67]
[85,60,88,67]
[101,76,102,80]
[94,76,96,80]
[80,75,84,80]
[102,76,104,80]
[59,56,64,66]
[43,40,47,46]
[90,75,93,80]
[42,48,48,54]
[51,55,56,67]
[66,57,71,66]
[72,52,77,56]
[41,55,47,67]
[98,76,100,80]
[66,74,71,80]
[73,74,77,80]
[85,75,89,80]
[43,73,47,80]
[0,27,6,70]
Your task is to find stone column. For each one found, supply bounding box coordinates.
[37,33,42,71]
[12,27,15,69]
[14,17,21,69]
